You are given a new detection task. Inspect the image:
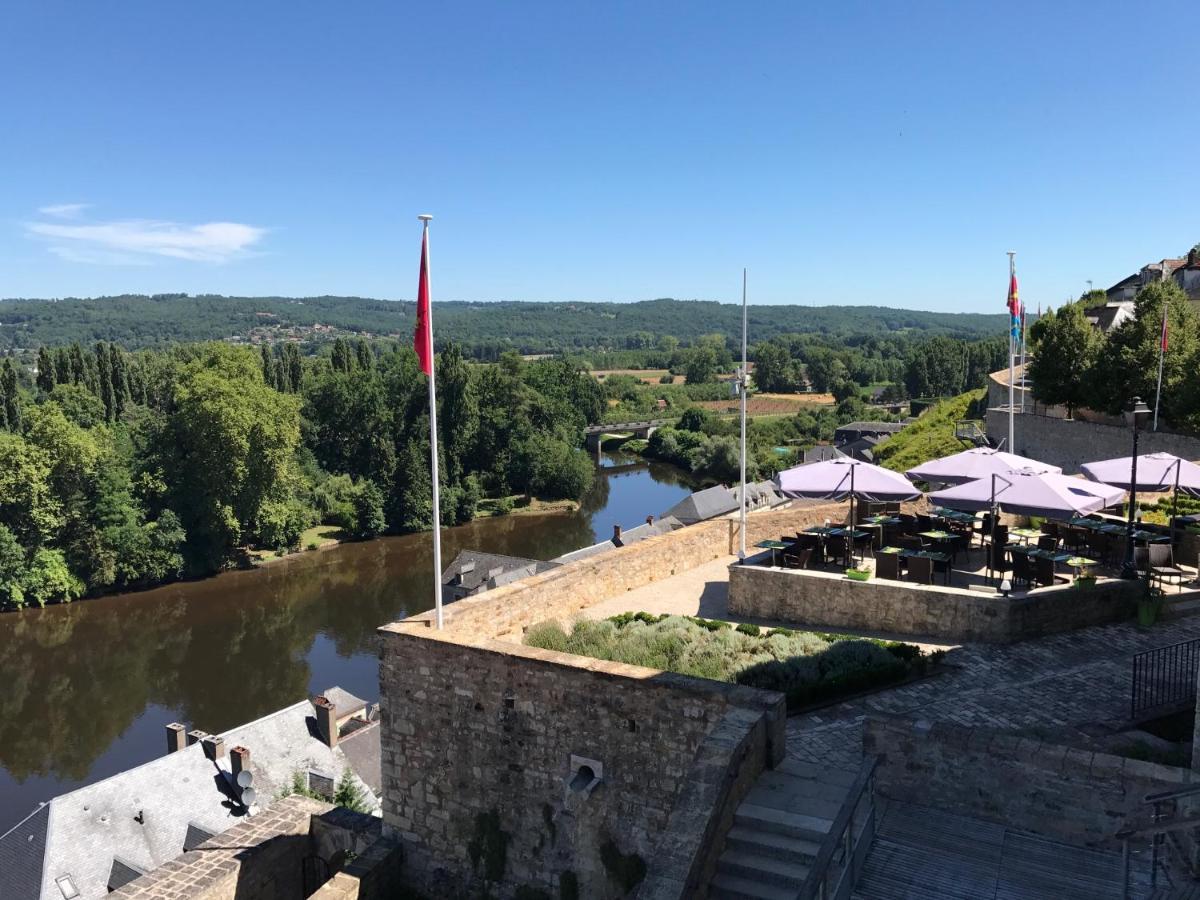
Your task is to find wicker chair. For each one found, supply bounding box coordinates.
[1149,543,1186,592]
[875,552,902,580]
[1035,556,1066,587]
[782,546,813,570]
[907,555,935,584]
[1037,535,1059,552]
[1011,552,1033,588]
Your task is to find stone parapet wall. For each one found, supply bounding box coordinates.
[639,706,769,900]
[728,564,1142,642]
[986,408,1200,474]
[377,624,784,899]
[865,714,1196,850]
[415,500,848,642]
[309,835,406,900]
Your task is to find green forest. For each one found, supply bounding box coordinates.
[0,294,1009,355]
[0,339,602,609]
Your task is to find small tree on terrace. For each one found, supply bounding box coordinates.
[1028,301,1100,417]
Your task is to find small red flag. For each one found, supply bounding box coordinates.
[1007,272,1020,317]
[1161,306,1169,353]
[414,227,433,376]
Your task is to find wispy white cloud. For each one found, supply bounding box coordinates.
[37,203,91,219]
[26,208,267,265]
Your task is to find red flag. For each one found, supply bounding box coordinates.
[1161,305,1169,352]
[414,226,433,376]
[1007,272,1020,317]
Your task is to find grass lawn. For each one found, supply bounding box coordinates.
[873,388,987,473]
[526,613,941,711]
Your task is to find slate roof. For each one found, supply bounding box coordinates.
[0,692,381,900]
[730,480,784,509]
[441,550,559,596]
[803,445,846,464]
[324,686,367,720]
[550,516,685,564]
[0,802,48,900]
[659,485,739,526]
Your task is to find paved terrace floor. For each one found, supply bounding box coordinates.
[585,557,1200,773]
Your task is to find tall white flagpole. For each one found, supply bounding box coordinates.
[1019,303,1026,412]
[1007,252,1016,452]
[419,214,444,630]
[1153,301,1167,432]
[738,267,748,561]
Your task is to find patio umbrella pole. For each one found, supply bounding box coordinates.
[848,463,855,568]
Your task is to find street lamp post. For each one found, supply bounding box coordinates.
[1121,396,1152,579]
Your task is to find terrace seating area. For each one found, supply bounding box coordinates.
[752,503,1195,593]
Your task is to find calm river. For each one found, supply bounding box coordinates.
[0,453,697,831]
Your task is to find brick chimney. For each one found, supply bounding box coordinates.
[187,729,207,747]
[231,746,251,778]
[612,524,622,545]
[201,735,226,761]
[645,515,654,526]
[313,695,338,748]
[165,723,187,754]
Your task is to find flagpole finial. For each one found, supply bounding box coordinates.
[418,214,433,222]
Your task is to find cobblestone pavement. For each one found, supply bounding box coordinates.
[787,616,1200,771]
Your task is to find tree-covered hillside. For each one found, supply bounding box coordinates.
[0,294,1008,354]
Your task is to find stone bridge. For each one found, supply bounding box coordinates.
[582,419,672,455]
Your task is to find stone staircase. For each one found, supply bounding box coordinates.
[709,759,860,900]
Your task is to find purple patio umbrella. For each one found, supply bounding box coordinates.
[775,458,922,503]
[775,459,920,564]
[1080,452,1200,497]
[928,468,1126,519]
[906,447,1060,486]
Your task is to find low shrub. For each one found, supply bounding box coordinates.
[524,615,935,710]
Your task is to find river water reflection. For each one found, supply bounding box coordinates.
[0,453,697,831]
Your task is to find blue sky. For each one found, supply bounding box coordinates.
[3,1,1197,312]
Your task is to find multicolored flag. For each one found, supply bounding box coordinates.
[414,226,434,376]
[1007,271,1021,342]
[1161,305,1169,352]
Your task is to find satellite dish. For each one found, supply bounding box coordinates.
[236,770,254,789]
[240,787,257,807]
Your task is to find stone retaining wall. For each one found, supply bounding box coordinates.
[865,714,1198,850]
[986,408,1200,474]
[415,501,848,642]
[378,623,784,899]
[728,563,1142,642]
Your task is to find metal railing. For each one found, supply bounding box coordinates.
[799,756,878,900]
[1130,637,1200,719]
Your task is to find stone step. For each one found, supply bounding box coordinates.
[709,872,798,900]
[774,757,859,788]
[717,848,811,889]
[724,824,822,864]
[745,784,845,821]
[735,802,833,842]
[1163,598,1200,619]
[755,769,852,804]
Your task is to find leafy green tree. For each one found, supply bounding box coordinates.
[678,407,714,433]
[752,341,797,393]
[350,479,386,539]
[904,336,964,399]
[36,348,55,394]
[1,359,21,432]
[283,343,303,392]
[436,343,478,481]
[831,379,859,403]
[388,431,434,533]
[304,369,396,485]
[1028,302,1100,417]
[22,548,84,607]
[0,524,26,608]
[690,434,741,483]
[330,337,354,374]
[1091,281,1199,426]
[0,431,62,546]
[156,345,303,570]
[354,340,374,371]
[683,346,718,384]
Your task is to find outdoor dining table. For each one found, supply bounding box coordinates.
[804,526,870,565]
[1008,545,1072,563]
[932,508,977,525]
[878,546,953,585]
[1008,527,1043,544]
[917,530,961,561]
[1074,519,1171,544]
[754,539,790,567]
[863,515,902,526]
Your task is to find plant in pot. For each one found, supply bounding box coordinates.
[846,566,872,582]
[1137,586,1164,626]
